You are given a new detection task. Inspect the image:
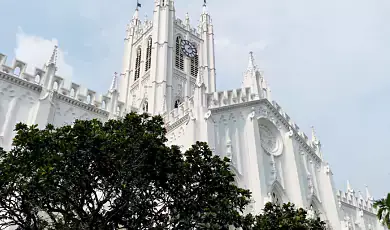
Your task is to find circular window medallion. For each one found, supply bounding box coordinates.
[258,121,283,156]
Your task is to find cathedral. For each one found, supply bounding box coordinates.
[0,1,387,229]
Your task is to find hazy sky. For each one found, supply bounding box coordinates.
[1,0,389,198]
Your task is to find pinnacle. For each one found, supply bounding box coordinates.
[110,72,119,92]
[47,45,58,66]
[247,51,257,72]
[311,126,318,143]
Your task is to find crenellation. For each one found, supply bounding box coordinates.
[12,59,27,76]
[337,184,376,214]
[1,64,12,74]
[175,17,201,39]
[206,87,257,108]
[0,53,6,65]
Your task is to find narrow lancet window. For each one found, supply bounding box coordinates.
[134,47,142,80]
[190,54,199,77]
[145,38,152,71]
[175,37,184,70]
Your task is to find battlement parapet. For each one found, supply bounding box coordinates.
[0,52,124,117]
[336,188,375,214]
[206,87,255,109]
[133,20,153,42]
[175,18,201,38]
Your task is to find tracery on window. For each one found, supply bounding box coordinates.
[190,53,199,77]
[175,37,184,70]
[134,47,142,81]
[145,38,152,71]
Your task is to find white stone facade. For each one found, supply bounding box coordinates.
[0,1,387,229]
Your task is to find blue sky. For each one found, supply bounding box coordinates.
[1,0,389,198]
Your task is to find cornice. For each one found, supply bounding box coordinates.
[56,93,110,117]
[0,71,42,93]
[210,98,322,163]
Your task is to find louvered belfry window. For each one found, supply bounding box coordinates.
[190,54,199,77]
[175,37,184,70]
[145,38,152,71]
[134,47,142,81]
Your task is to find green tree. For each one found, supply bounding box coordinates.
[243,202,326,230]
[0,112,327,229]
[374,193,390,229]
[0,113,251,229]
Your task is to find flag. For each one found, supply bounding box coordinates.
[137,1,141,8]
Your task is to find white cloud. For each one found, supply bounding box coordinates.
[14,27,73,78]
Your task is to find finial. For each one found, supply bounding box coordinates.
[347,180,354,193]
[247,51,257,72]
[311,126,319,144]
[358,190,364,200]
[47,45,58,66]
[365,185,373,201]
[110,72,118,92]
[132,1,141,23]
[202,0,208,14]
[185,12,190,26]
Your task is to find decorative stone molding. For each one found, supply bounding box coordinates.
[204,110,212,120]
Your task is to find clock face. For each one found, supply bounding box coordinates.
[180,40,197,58]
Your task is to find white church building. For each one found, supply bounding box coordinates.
[0,1,387,229]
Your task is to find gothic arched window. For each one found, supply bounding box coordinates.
[175,36,184,70]
[272,191,282,206]
[145,37,152,71]
[174,99,181,109]
[134,47,142,81]
[190,53,199,77]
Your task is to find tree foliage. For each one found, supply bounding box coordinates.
[374,193,390,229]
[0,112,326,229]
[244,202,326,230]
[0,113,251,229]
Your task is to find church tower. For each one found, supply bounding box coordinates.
[118,0,217,115]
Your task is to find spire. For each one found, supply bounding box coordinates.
[347,180,354,193]
[365,185,373,201]
[311,126,319,144]
[133,8,139,20]
[199,0,210,28]
[110,72,118,92]
[358,190,364,200]
[47,45,58,67]
[202,0,208,14]
[131,2,140,26]
[185,12,190,26]
[144,13,148,23]
[247,51,257,72]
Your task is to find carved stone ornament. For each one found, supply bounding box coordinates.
[257,105,283,130]
[258,121,283,156]
[287,126,294,137]
[249,107,256,120]
[259,124,277,153]
[204,110,212,120]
